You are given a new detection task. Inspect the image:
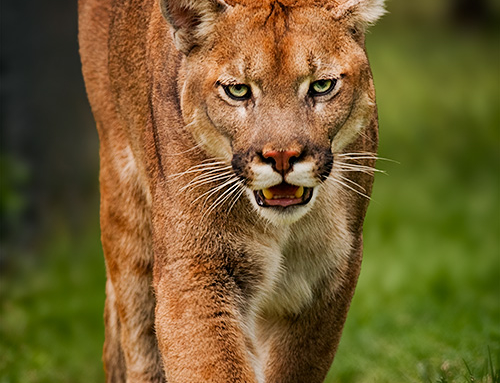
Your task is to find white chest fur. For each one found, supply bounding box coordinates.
[246,183,353,317]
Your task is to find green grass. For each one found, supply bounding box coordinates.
[0,224,106,383]
[1,20,499,383]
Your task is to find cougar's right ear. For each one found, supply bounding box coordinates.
[159,0,228,55]
[331,0,386,32]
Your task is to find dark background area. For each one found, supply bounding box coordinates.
[1,0,97,263]
[0,0,499,382]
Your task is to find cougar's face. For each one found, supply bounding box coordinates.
[181,5,375,224]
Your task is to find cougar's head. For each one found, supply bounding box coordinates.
[161,0,384,224]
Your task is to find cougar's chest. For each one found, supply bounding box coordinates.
[245,205,353,317]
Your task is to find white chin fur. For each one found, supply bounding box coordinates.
[244,188,318,226]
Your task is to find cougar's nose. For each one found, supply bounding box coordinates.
[262,149,301,175]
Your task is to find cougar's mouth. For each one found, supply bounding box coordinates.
[254,183,313,208]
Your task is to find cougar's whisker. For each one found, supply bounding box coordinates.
[335,174,367,192]
[334,161,387,175]
[181,173,235,193]
[226,185,245,215]
[183,170,233,187]
[203,180,244,219]
[192,177,241,205]
[198,157,227,164]
[164,142,203,157]
[326,176,372,200]
[337,152,398,163]
[169,164,231,180]
[337,151,378,158]
[187,170,234,189]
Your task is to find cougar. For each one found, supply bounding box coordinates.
[79,0,385,381]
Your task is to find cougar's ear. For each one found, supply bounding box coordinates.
[334,0,386,31]
[159,0,228,54]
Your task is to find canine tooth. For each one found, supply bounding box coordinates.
[295,186,304,198]
[262,188,274,200]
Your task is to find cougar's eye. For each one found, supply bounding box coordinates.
[309,79,336,96]
[224,84,251,100]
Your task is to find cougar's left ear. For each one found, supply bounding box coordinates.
[159,0,228,54]
[333,0,386,31]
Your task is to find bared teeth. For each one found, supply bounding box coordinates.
[261,186,305,200]
[262,188,274,200]
[295,186,304,198]
[255,185,312,208]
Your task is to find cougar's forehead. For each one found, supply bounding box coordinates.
[210,5,359,85]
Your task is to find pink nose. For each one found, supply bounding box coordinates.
[262,150,301,174]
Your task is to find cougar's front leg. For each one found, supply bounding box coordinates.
[99,146,164,382]
[152,211,260,383]
[261,248,363,383]
[103,277,126,382]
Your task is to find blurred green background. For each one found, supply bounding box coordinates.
[1,0,499,382]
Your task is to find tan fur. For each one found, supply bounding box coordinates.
[79,0,384,381]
